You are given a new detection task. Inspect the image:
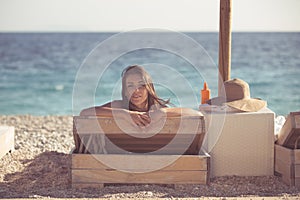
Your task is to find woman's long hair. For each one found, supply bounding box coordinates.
[121,65,169,111]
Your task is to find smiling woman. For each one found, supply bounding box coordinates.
[120,65,169,112]
[80,65,202,127]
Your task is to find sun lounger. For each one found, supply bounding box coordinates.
[71,114,210,188]
[275,111,300,187]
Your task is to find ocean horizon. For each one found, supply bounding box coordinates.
[0,32,299,116]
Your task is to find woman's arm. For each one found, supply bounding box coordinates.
[162,108,202,117]
[80,101,125,117]
[160,107,203,117]
[80,101,151,127]
[147,107,202,125]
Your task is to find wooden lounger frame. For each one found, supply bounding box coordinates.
[71,115,210,188]
[275,111,300,187]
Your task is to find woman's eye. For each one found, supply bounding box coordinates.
[139,84,146,89]
[127,84,145,90]
[127,85,134,88]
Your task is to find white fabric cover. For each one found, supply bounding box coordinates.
[203,108,275,177]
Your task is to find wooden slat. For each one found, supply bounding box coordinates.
[74,116,204,135]
[75,134,203,154]
[294,165,300,178]
[292,112,300,128]
[275,145,293,181]
[72,169,208,184]
[295,178,300,188]
[277,112,300,148]
[72,154,209,171]
[275,144,293,165]
[275,158,293,177]
[294,149,300,164]
[104,133,196,140]
[100,146,201,155]
[275,144,299,186]
[106,134,196,145]
[74,131,204,154]
[275,159,294,186]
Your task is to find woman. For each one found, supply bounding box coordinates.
[80,65,201,127]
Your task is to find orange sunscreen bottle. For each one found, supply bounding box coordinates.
[201,82,211,104]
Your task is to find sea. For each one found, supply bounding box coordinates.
[0,32,299,116]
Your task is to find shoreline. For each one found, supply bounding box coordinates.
[0,115,300,198]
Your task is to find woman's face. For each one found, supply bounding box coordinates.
[125,73,148,110]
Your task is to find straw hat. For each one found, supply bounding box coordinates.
[207,78,266,112]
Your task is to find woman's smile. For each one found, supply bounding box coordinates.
[132,93,142,99]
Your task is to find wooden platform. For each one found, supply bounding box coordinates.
[0,126,14,159]
[275,144,300,187]
[275,111,300,187]
[72,152,210,188]
[71,114,209,188]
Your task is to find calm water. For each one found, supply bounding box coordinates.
[0,32,299,116]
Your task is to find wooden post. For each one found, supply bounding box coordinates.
[218,0,232,95]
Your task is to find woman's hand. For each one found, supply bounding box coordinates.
[127,111,151,127]
[148,109,167,124]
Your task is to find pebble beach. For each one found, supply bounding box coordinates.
[1,115,300,199]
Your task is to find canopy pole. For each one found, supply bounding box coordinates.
[218,0,232,96]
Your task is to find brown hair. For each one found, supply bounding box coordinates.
[121,65,169,111]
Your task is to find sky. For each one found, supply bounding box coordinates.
[0,0,299,32]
